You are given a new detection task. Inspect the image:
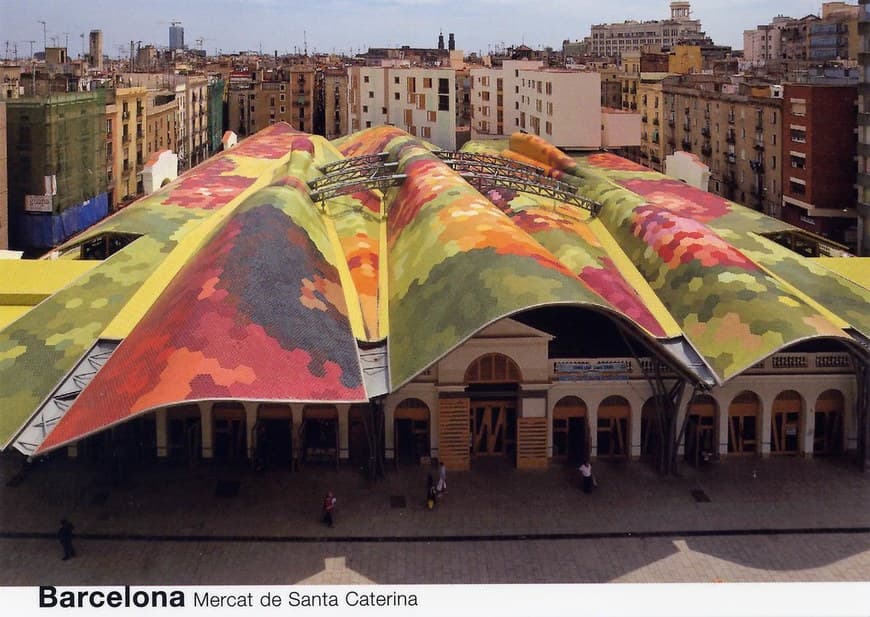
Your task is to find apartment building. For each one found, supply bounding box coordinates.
[228,66,316,137]
[348,66,457,149]
[106,87,148,208]
[660,76,784,216]
[587,2,705,58]
[472,60,639,150]
[146,91,178,161]
[321,69,348,140]
[186,76,209,168]
[857,0,870,254]
[637,74,669,171]
[781,83,858,248]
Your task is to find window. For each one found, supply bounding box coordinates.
[790,154,806,169]
[365,120,371,128]
[394,76,400,84]
[421,126,431,138]
[363,75,370,83]
[394,92,400,100]
[363,105,368,113]
[790,128,806,143]
[789,179,806,195]
[427,110,436,122]
[368,91,374,99]
[423,77,432,88]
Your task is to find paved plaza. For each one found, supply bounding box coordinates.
[1,453,868,584]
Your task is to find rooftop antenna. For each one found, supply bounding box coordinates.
[38,20,46,52]
[304,30,307,56]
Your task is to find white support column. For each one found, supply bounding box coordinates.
[200,402,213,459]
[156,408,168,458]
[801,398,815,458]
[760,396,772,457]
[718,400,729,457]
[337,403,350,461]
[630,400,642,460]
[244,402,258,459]
[588,406,598,460]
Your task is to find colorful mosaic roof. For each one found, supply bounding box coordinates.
[0,123,866,454]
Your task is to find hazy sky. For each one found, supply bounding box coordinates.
[0,0,825,59]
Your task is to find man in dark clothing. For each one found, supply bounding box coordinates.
[58,519,75,560]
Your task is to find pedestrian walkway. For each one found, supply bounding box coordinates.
[1,453,868,584]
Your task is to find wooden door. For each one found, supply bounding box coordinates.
[470,401,516,455]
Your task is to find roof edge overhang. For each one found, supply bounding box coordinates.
[33,392,374,457]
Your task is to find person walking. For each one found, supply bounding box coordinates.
[579,461,595,494]
[57,519,75,561]
[322,491,337,528]
[437,461,447,495]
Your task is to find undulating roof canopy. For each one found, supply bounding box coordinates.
[0,123,866,455]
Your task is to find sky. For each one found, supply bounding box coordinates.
[0,0,825,59]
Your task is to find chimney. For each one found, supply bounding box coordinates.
[448,33,455,51]
[438,32,445,51]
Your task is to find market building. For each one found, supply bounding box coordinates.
[0,123,867,476]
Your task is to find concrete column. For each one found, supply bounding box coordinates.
[244,402,258,459]
[156,408,168,458]
[588,406,598,460]
[337,403,350,461]
[718,400,729,457]
[200,402,213,459]
[630,400,642,460]
[760,396,772,457]
[802,397,815,458]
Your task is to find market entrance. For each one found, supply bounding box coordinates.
[771,390,802,455]
[813,390,844,456]
[684,394,717,467]
[464,353,521,462]
[254,404,293,470]
[552,396,588,464]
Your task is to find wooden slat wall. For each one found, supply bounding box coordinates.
[517,417,548,469]
[438,397,470,471]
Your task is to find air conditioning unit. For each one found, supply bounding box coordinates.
[771,85,783,99]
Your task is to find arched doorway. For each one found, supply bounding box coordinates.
[255,404,293,470]
[167,404,201,464]
[301,405,338,466]
[552,396,588,464]
[728,391,760,455]
[771,390,803,455]
[597,395,630,459]
[465,353,521,458]
[814,390,845,456]
[213,402,247,461]
[394,398,430,465]
[684,394,717,466]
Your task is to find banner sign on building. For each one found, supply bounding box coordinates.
[553,359,633,381]
[25,195,53,213]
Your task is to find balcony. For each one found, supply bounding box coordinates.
[726,133,736,144]
[728,113,735,124]
[641,115,648,123]
[122,110,130,120]
[652,117,659,126]
[701,144,712,156]
[668,118,675,127]
[681,139,692,151]
[750,160,765,174]
[726,153,737,164]
[754,139,765,150]
[701,126,710,137]
[122,133,130,144]
[724,172,737,184]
